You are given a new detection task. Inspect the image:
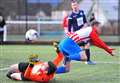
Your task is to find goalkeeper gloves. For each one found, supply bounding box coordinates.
[28,54,40,64]
[53,42,60,53]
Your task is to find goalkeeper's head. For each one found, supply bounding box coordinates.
[29,54,40,64]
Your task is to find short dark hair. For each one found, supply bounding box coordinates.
[91,21,100,26]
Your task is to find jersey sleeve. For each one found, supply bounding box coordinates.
[90,27,113,55]
[62,16,68,28]
[24,64,32,80]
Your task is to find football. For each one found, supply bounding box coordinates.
[25,29,39,41]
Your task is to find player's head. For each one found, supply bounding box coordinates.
[91,21,100,26]
[91,21,102,34]
[71,0,79,12]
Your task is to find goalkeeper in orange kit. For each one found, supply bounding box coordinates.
[6,43,63,82]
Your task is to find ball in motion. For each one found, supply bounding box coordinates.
[25,29,39,41]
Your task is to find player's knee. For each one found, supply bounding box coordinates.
[65,69,70,73]
[9,64,19,72]
[80,54,87,61]
[80,55,87,61]
[65,67,70,73]
[64,64,70,73]
[80,51,87,61]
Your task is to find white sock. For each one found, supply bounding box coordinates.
[10,73,22,80]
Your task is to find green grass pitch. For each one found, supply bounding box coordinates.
[0,45,120,83]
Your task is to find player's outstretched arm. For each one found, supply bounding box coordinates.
[90,27,115,56]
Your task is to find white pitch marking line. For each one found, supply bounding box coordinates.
[0,61,120,71]
[0,67,9,71]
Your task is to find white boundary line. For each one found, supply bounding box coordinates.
[0,61,120,71]
[94,61,120,64]
[0,67,9,71]
[6,20,62,24]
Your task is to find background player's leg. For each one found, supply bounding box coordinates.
[7,64,19,74]
[85,42,96,65]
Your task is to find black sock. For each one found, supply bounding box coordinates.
[85,49,90,61]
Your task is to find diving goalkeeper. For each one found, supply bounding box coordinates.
[6,44,63,82]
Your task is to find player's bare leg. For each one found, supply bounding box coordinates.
[6,64,20,79]
[7,73,23,80]
[80,50,87,61]
[8,64,19,73]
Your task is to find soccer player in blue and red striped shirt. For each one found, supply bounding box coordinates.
[56,25,115,74]
[62,0,95,65]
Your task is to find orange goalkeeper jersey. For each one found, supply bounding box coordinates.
[24,52,63,82]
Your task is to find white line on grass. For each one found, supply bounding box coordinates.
[0,61,120,71]
[0,67,9,71]
[95,61,120,64]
